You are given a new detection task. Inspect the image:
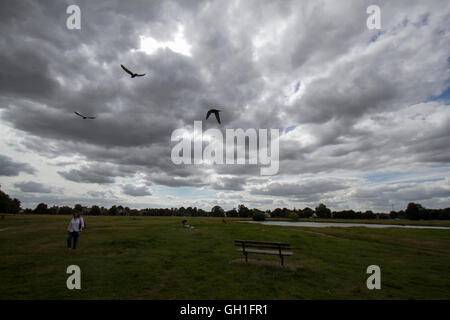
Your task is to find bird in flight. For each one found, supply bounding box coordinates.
[206,109,221,124]
[74,111,95,120]
[121,64,145,78]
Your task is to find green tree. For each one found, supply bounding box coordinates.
[315,203,331,218]
[58,206,73,215]
[34,203,48,214]
[108,205,118,216]
[301,207,314,218]
[406,203,424,220]
[0,188,21,213]
[211,205,225,217]
[48,206,59,215]
[11,198,21,213]
[90,205,101,215]
[226,208,238,217]
[238,204,251,217]
[252,211,266,221]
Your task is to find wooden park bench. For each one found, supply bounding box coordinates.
[234,240,293,266]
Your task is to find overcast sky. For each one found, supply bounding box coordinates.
[1,0,449,212]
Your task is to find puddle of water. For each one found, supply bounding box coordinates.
[240,221,450,230]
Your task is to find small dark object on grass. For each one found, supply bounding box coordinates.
[181,220,195,229]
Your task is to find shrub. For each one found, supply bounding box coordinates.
[289,212,299,221]
[389,211,399,219]
[226,209,238,217]
[301,207,314,218]
[252,211,266,221]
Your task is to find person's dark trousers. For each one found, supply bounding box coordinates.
[67,231,79,249]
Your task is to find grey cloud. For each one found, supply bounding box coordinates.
[122,184,152,197]
[58,163,135,184]
[0,155,35,176]
[250,179,351,200]
[85,190,118,199]
[211,176,247,191]
[14,181,52,193]
[150,173,207,188]
[349,179,450,210]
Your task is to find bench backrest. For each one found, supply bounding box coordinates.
[234,240,290,250]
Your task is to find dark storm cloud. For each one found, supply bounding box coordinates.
[0,0,207,150]
[14,181,52,193]
[0,46,60,100]
[0,155,35,176]
[0,0,449,209]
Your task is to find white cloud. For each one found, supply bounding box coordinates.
[137,24,192,56]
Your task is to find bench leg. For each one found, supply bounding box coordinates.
[245,252,248,263]
[280,255,284,266]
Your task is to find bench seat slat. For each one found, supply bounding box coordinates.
[237,248,293,256]
[235,244,290,250]
[234,240,290,247]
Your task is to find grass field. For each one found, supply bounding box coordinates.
[0,214,449,299]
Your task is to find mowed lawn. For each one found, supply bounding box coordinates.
[0,215,449,299]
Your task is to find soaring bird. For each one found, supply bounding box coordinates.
[206,109,221,124]
[121,64,145,78]
[74,111,95,120]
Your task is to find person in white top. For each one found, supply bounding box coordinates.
[67,211,85,250]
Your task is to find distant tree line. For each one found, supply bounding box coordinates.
[1,187,449,220]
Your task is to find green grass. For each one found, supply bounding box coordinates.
[267,217,450,227]
[0,214,449,299]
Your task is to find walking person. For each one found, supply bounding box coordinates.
[67,211,85,250]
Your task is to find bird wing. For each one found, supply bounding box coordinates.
[74,111,84,118]
[206,110,212,120]
[121,64,133,75]
[214,111,221,124]
[87,116,96,119]
[136,73,145,77]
